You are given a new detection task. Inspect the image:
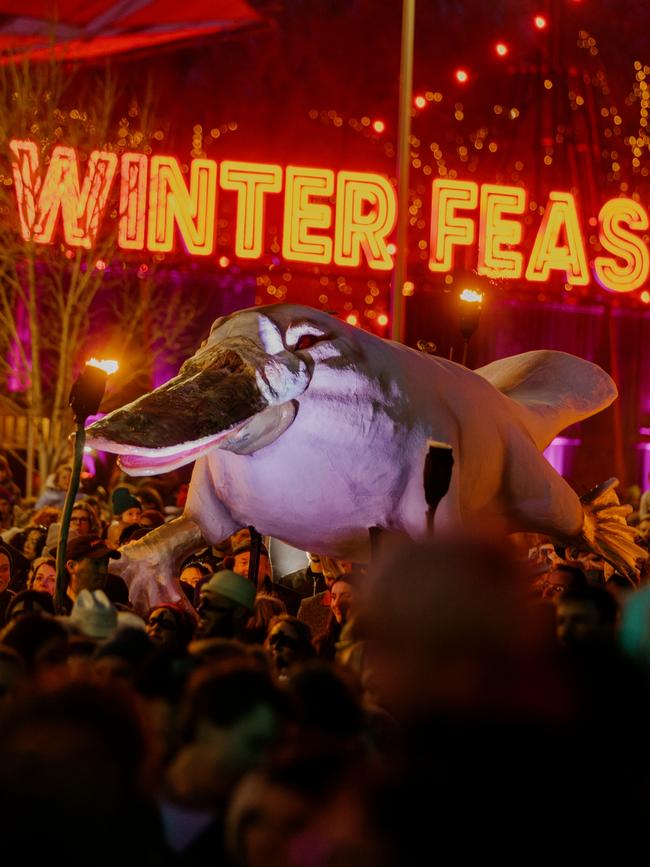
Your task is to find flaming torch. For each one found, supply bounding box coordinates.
[459,289,484,367]
[55,358,118,613]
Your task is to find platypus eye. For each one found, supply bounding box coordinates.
[295,334,319,351]
[286,323,327,351]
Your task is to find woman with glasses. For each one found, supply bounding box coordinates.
[69,502,101,537]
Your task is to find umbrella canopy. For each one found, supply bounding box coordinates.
[0,0,261,61]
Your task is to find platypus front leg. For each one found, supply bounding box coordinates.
[113,514,206,615]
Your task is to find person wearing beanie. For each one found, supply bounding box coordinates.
[196,570,256,640]
[111,487,142,520]
[107,487,142,547]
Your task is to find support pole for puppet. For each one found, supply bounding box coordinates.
[423,443,454,535]
[390,0,416,344]
[248,525,263,589]
[369,526,383,563]
[54,359,116,614]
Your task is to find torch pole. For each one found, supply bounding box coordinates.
[54,422,85,614]
[53,360,112,614]
[390,0,416,344]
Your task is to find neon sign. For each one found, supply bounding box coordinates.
[9,139,650,293]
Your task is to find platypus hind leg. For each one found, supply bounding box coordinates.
[571,478,646,583]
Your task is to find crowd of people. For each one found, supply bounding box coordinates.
[0,453,650,863]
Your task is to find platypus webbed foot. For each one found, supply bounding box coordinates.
[574,478,646,584]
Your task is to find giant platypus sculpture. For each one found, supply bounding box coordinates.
[86,303,644,612]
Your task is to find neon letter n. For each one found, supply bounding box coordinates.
[147,155,217,255]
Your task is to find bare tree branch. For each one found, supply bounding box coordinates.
[0,60,197,492]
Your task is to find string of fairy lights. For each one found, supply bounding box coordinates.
[276,8,650,321]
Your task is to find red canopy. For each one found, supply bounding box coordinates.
[0,0,261,61]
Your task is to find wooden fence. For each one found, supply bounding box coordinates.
[0,408,67,497]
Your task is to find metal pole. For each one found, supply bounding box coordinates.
[390,0,416,344]
[248,525,263,590]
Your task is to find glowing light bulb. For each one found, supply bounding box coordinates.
[642,291,650,304]
[86,358,118,375]
[387,242,397,255]
[414,95,427,109]
[377,313,389,326]
[495,42,508,57]
[455,69,469,84]
[534,15,547,29]
[372,119,385,133]
[346,314,359,326]
[218,256,230,267]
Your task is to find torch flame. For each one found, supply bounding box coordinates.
[459,289,483,304]
[86,358,118,375]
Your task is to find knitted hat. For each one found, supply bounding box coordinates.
[201,569,256,611]
[111,487,141,517]
[70,589,118,639]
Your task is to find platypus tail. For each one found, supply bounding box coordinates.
[476,351,645,581]
[475,349,617,451]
